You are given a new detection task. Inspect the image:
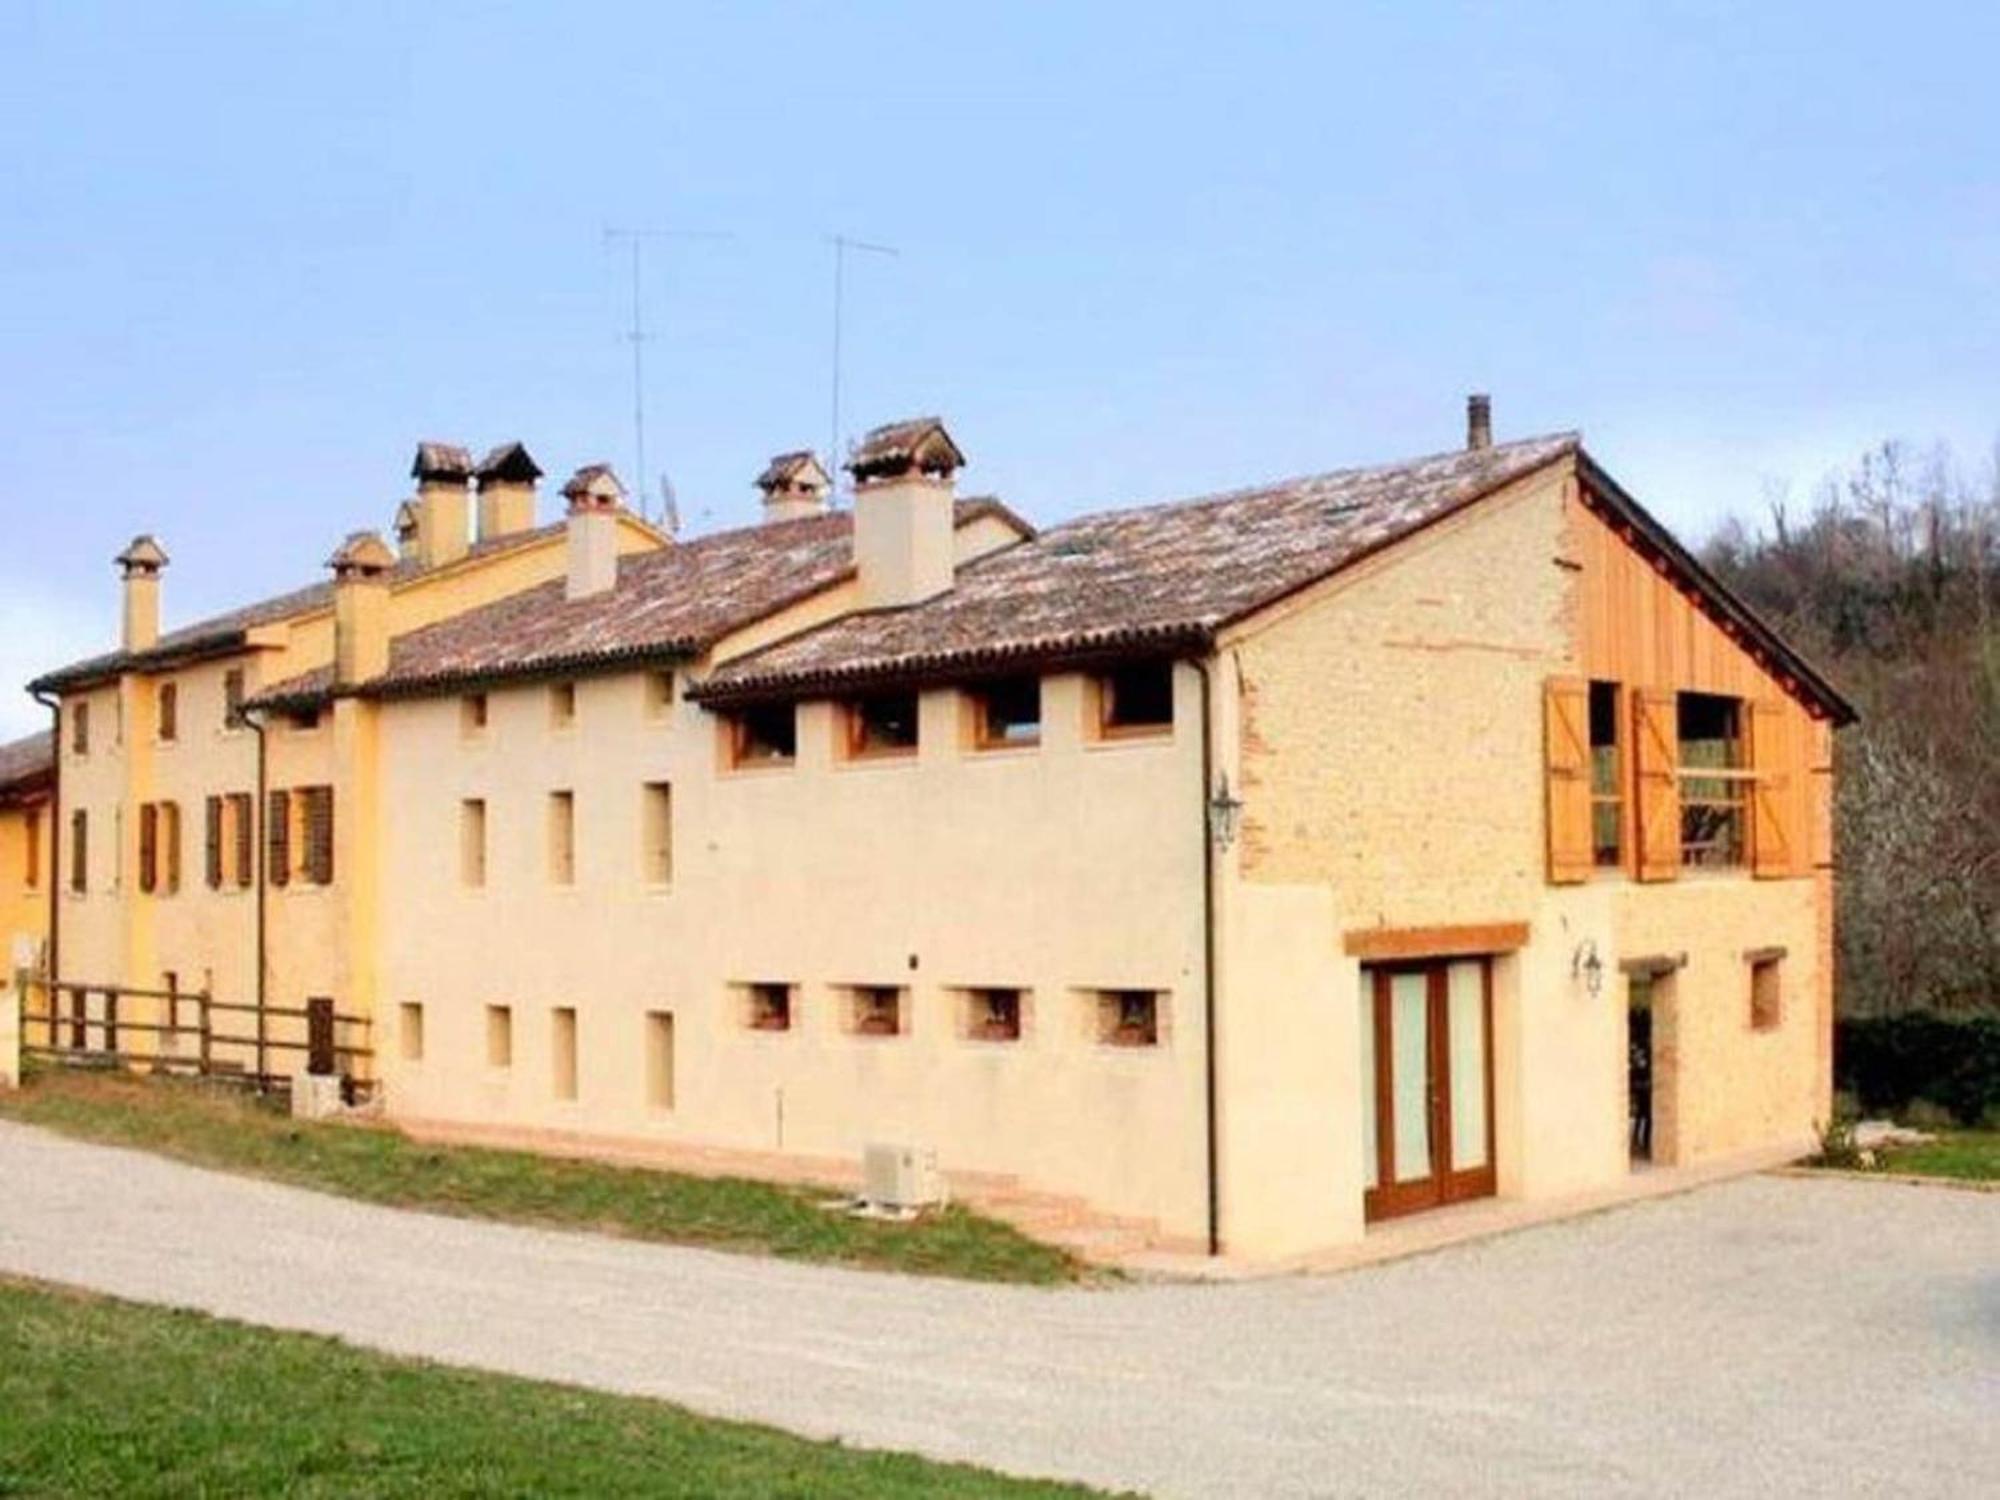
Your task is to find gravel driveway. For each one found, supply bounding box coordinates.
[0,1120,1993,1498]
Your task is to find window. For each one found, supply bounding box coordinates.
[547,791,575,884]
[486,1004,513,1068]
[1589,681,1622,868]
[71,701,89,756]
[1097,663,1174,736]
[205,797,223,888]
[641,783,672,885]
[157,681,178,742]
[222,669,246,728]
[140,801,181,895]
[460,799,487,888]
[964,987,1024,1042]
[69,808,87,892]
[846,985,905,1037]
[1678,693,1747,869]
[728,704,796,767]
[399,1003,425,1063]
[208,792,255,889]
[138,804,158,893]
[23,808,40,890]
[228,793,253,888]
[744,983,794,1032]
[1095,989,1162,1048]
[551,1007,578,1100]
[1749,952,1784,1031]
[843,691,919,759]
[970,676,1041,749]
[286,706,321,732]
[271,786,333,887]
[550,681,577,728]
[645,1012,676,1110]
[461,694,488,736]
[646,670,675,718]
[267,789,291,888]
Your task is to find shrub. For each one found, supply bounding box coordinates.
[1835,1013,2000,1126]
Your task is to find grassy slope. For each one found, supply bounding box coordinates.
[0,1069,1081,1285]
[0,1278,1118,1499]
[1879,1129,2000,1182]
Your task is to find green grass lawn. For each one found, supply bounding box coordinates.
[0,1068,1082,1285]
[0,1277,1118,1499]
[1876,1129,2000,1182]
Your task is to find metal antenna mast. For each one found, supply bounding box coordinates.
[603,226,733,523]
[827,234,899,493]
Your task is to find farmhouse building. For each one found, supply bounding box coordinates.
[20,401,1852,1257]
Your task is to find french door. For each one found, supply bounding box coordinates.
[1361,958,1496,1222]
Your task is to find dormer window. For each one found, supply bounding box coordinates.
[1096,662,1174,737]
[844,691,919,759]
[728,704,796,767]
[971,676,1041,750]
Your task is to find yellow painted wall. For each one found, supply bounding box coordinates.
[0,798,52,976]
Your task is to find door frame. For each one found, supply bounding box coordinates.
[1363,957,1498,1223]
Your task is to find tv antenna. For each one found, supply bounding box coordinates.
[603,225,734,524]
[827,234,899,494]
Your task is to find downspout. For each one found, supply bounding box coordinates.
[242,703,269,1084]
[30,689,61,996]
[1192,658,1221,1257]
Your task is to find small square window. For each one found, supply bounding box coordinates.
[1095,989,1162,1048]
[846,985,905,1038]
[971,677,1041,749]
[550,681,577,727]
[744,983,794,1033]
[222,669,246,728]
[844,691,919,758]
[462,694,489,735]
[729,704,796,767]
[399,1002,425,1063]
[964,987,1024,1042]
[1097,663,1174,736]
[1750,954,1783,1031]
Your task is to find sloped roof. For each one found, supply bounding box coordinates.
[248,500,1030,707]
[0,730,54,802]
[694,434,1581,704]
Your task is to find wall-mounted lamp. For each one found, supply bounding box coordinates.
[1208,773,1245,851]
[1572,939,1605,999]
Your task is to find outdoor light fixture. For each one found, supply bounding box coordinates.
[1208,773,1245,850]
[1572,939,1605,999]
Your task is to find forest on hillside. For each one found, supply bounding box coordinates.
[1702,439,1999,1018]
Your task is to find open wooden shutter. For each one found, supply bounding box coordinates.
[231,793,253,889]
[1632,689,1680,881]
[304,787,334,885]
[159,681,178,741]
[71,809,87,892]
[162,801,181,893]
[1543,677,1593,884]
[138,803,158,894]
[268,790,291,889]
[205,796,223,889]
[1749,700,1797,878]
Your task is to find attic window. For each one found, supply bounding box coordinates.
[461,694,488,736]
[971,676,1040,749]
[844,691,919,759]
[1097,663,1174,737]
[846,985,905,1037]
[729,704,796,767]
[1678,693,1747,869]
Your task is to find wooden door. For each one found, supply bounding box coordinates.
[1362,959,1497,1222]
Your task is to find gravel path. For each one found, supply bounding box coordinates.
[1,1120,1994,1498]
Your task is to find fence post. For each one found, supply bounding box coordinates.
[199,987,212,1076]
[306,997,335,1077]
[1,968,19,1090]
[103,988,118,1057]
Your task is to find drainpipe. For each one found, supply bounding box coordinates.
[30,688,61,999]
[1192,658,1221,1257]
[241,703,270,1084]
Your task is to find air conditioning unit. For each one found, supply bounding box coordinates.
[863,1143,946,1212]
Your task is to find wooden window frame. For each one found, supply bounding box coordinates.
[1676,693,1749,872]
[969,676,1042,751]
[841,691,920,761]
[1588,681,1625,871]
[726,704,797,769]
[1093,663,1175,740]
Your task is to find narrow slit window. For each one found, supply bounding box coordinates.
[1098,663,1174,736]
[71,701,89,756]
[69,808,87,892]
[547,790,575,885]
[645,1011,676,1110]
[462,693,489,736]
[460,798,487,888]
[222,669,246,728]
[550,681,577,728]
[641,782,673,885]
[24,807,41,890]
[486,1004,513,1068]
[646,670,675,718]
[551,1007,578,1101]
[157,681,178,742]
[399,1002,425,1063]
[1750,955,1783,1031]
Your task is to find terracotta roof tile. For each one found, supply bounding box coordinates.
[0,730,53,800]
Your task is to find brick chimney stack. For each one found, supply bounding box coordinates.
[561,463,625,601]
[1467,393,1493,452]
[327,531,396,686]
[116,535,169,652]
[846,417,964,609]
[410,442,473,569]
[475,442,543,543]
[754,451,832,524]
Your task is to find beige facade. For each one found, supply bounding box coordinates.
[26,416,1850,1258]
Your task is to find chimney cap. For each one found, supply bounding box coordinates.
[411,441,474,483]
[392,500,420,539]
[755,450,832,498]
[475,441,544,486]
[561,462,626,512]
[1466,393,1493,451]
[115,534,169,576]
[847,416,964,484]
[327,530,398,579]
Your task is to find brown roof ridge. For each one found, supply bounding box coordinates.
[0,728,54,800]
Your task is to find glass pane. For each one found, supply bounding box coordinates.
[1391,973,1431,1182]
[1359,974,1378,1190]
[1447,962,1488,1171]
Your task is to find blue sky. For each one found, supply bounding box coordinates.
[3,1,1996,736]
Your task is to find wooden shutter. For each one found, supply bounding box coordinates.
[205,796,223,889]
[138,803,158,893]
[71,809,87,892]
[73,701,89,755]
[231,793,253,889]
[1543,677,1593,884]
[223,669,244,727]
[159,682,178,741]
[1632,689,1680,882]
[304,787,333,885]
[1749,700,1797,879]
[162,801,181,893]
[268,790,292,889]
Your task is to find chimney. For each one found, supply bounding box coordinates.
[846,417,964,609]
[475,441,543,543]
[410,442,473,568]
[392,501,421,562]
[115,535,169,652]
[327,531,396,686]
[561,463,625,600]
[1466,393,1493,452]
[754,450,832,524]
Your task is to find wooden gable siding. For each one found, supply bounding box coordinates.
[1564,483,1819,878]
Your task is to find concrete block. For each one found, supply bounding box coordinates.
[292,1073,344,1121]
